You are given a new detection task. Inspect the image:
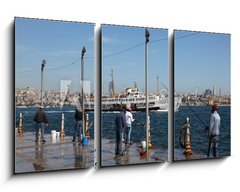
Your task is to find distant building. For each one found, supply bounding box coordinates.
[219,88,222,97]
[204,89,212,97]
[213,86,217,96]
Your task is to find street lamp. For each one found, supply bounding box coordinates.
[81,47,86,137]
[145,28,149,155]
[41,59,46,107]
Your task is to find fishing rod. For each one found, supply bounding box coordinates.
[186,104,208,128]
[120,123,147,155]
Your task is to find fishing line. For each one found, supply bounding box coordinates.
[186,104,208,128]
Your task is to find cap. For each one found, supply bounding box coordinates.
[127,108,132,111]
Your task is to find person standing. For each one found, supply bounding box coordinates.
[34,106,48,143]
[115,108,126,156]
[124,108,134,145]
[72,108,83,142]
[207,104,220,158]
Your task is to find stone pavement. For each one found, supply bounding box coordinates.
[174,149,206,161]
[15,131,94,174]
[101,139,168,167]
[15,130,207,173]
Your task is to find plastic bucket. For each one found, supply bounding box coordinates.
[51,130,56,138]
[56,132,60,138]
[82,137,88,145]
[141,141,146,150]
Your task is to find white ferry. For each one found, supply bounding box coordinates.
[82,86,181,112]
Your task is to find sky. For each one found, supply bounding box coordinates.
[15,17,94,93]
[102,25,168,94]
[174,30,231,96]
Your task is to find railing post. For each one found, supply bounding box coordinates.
[60,113,65,139]
[18,113,23,137]
[184,117,193,155]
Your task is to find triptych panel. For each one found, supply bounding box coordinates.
[14,18,231,173]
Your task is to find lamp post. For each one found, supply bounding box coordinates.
[145,29,150,155]
[41,60,46,107]
[81,47,86,137]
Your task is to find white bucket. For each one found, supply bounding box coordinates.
[51,130,56,139]
[141,141,146,150]
[56,132,60,139]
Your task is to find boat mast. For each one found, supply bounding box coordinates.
[111,69,116,98]
[157,75,160,95]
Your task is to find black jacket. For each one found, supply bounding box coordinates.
[34,110,48,123]
[75,110,83,121]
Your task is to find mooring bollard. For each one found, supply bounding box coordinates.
[148,115,152,148]
[18,113,23,137]
[60,113,65,138]
[85,113,90,139]
[184,117,193,155]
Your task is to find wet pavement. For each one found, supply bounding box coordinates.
[15,130,94,174]
[15,130,207,173]
[101,139,168,167]
[174,148,206,161]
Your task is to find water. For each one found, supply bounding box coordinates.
[16,106,230,157]
[101,111,168,149]
[175,105,231,157]
[15,107,94,138]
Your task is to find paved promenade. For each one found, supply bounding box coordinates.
[15,130,206,173]
[101,139,168,167]
[15,131,94,174]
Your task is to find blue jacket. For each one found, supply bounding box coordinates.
[115,112,125,132]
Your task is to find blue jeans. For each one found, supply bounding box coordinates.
[124,124,132,144]
[207,136,219,157]
[73,120,82,142]
[115,128,123,155]
[35,122,45,142]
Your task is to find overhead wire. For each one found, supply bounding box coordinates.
[16,31,200,73]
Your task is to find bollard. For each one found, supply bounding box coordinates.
[60,113,65,138]
[18,113,23,137]
[147,115,152,148]
[184,117,193,155]
[85,113,90,139]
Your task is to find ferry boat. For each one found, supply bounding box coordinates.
[81,86,181,112]
[76,70,181,112]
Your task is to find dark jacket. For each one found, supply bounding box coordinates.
[34,110,48,123]
[75,110,83,121]
[115,112,125,132]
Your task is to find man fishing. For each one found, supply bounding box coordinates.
[206,104,221,158]
[115,107,126,157]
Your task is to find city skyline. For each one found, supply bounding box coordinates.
[174,30,231,96]
[15,18,94,93]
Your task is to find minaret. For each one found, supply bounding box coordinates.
[111,69,116,98]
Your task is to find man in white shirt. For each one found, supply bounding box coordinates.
[124,108,134,145]
[207,104,220,158]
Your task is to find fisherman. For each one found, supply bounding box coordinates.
[124,107,134,145]
[115,107,126,157]
[34,106,48,143]
[206,104,221,158]
[72,108,83,142]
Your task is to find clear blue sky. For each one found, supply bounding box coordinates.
[102,25,168,94]
[174,30,231,96]
[15,17,94,92]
